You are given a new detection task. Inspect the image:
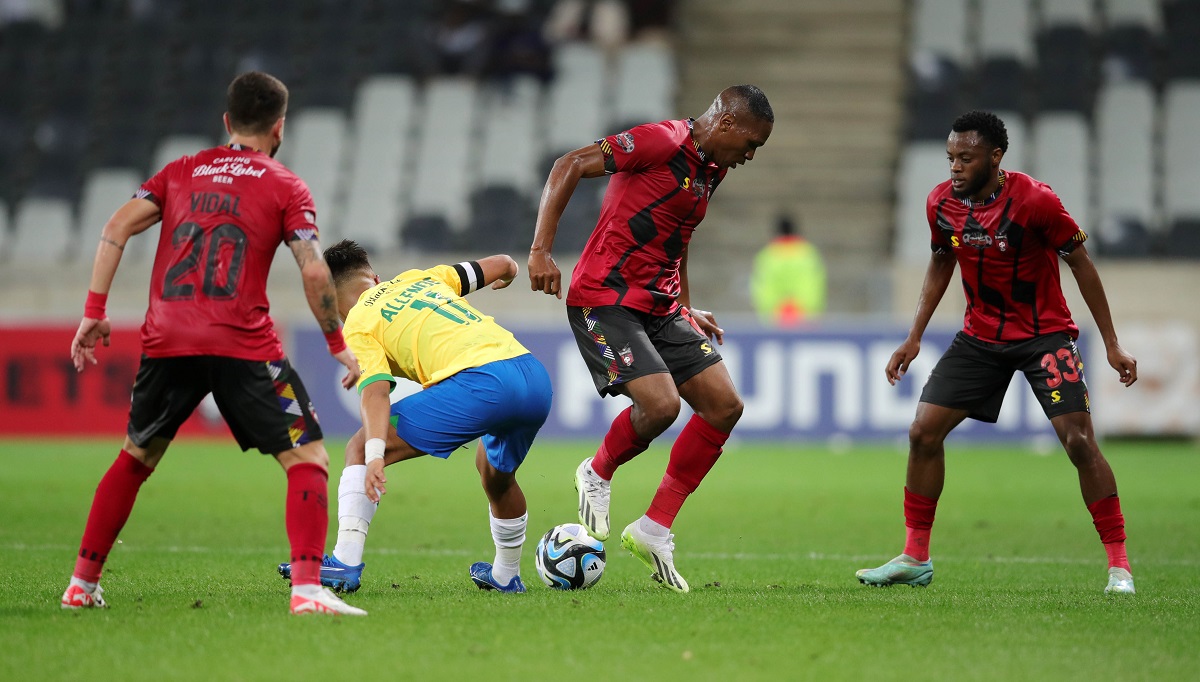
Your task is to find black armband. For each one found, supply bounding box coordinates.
[453,261,486,295]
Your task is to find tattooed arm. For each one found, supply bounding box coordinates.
[290,237,361,389]
[71,198,161,371]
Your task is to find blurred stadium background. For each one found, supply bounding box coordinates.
[0,0,1196,442]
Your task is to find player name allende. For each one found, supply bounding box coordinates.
[192,161,267,178]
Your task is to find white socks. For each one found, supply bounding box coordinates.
[332,465,378,566]
[638,514,670,538]
[292,583,323,598]
[69,576,98,592]
[489,511,527,585]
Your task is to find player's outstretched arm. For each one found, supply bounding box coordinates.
[887,251,957,385]
[477,254,519,290]
[1063,246,1137,386]
[289,237,361,389]
[529,144,607,298]
[71,198,162,372]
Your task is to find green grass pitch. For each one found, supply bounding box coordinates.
[2,437,1197,681]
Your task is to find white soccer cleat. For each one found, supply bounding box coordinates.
[575,457,611,541]
[290,587,368,616]
[61,583,107,609]
[1105,567,1136,595]
[621,521,689,593]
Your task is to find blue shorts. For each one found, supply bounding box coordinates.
[390,354,552,473]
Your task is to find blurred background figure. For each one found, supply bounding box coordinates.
[750,214,826,327]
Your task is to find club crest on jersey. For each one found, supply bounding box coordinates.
[615,132,635,153]
[618,345,634,367]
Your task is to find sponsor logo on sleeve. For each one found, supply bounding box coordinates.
[615,132,635,153]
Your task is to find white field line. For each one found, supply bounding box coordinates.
[5,543,1198,567]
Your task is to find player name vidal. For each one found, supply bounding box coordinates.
[190,191,242,217]
[192,162,267,179]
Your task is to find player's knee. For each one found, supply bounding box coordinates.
[637,391,681,432]
[1062,428,1098,465]
[908,420,943,453]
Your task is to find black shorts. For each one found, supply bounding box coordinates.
[567,305,722,397]
[127,355,323,454]
[920,331,1091,423]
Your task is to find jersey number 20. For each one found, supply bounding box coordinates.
[162,222,248,300]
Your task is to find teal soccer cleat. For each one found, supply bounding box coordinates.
[1104,567,1136,595]
[469,562,527,593]
[277,554,364,594]
[856,554,934,587]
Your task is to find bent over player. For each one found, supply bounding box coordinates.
[63,72,364,616]
[278,240,552,594]
[528,85,773,592]
[856,111,1138,594]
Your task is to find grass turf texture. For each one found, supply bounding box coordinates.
[2,438,1197,681]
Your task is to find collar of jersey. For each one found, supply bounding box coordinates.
[226,143,263,154]
[959,170,1006,208]
[685,118,707,162]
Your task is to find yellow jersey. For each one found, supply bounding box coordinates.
[344,265,529,391]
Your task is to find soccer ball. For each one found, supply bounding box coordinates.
[534,523,606,590]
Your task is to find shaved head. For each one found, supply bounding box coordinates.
[707,85,775,124]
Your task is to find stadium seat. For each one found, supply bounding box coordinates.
[612,42,676,128]
[555,178,606,254]
[1040,0,1097,28]
[1102,24,1156,83]
[476,77,543,197]
[995,110,1028,174]
[1095,81,1157,254]
[1162,81,1200,256]
[283,108,348,238]
[402,214,454,253]
[907,53,966,140]
[1164,0,1200,79]
[10,197,77,264]
[80,168,146,260]
[465,185,535,253]
[894,141,949,264]
[1035,26,1095,112]
[340,74,418,253]
[1030,113,1092,236]
[1102,0,1161,31]
[908,0,970,67]
[410,78,478,232]
[546,43,608,154]
[980,1,1034,64]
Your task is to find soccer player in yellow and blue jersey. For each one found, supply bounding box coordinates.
[278,240,552,594]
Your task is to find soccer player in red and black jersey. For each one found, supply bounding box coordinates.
[62,72,366,615]
[528,85,773,592]
[856,111,1139,594]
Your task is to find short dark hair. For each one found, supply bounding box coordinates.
[324,239,373,285]
[951,110,1008,153]
[226,71,288,135]
[730,84,774,123]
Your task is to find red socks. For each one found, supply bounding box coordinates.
[903,488,938,562]
[74,450,155,583]
[590,406,651,481]
[1087,494,1130,571]
[285,462,329,586]
[646,415,729,528]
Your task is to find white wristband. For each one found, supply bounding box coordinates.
[365,438,386,465]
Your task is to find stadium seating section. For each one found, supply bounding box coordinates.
[899,0,1200,260]
[0,0,675,262]
[2,0,1193,265]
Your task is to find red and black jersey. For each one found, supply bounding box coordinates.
[136,144,319,360]
[927,170,1087,342]
[566,119,727,316]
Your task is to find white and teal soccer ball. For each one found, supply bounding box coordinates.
[534,523,605,590]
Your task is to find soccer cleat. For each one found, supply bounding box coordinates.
[289,587,367,616]
[277,554,364,593]
[61,583,107,610]
[575,457,611,541]
[1105,567,1136,595]
[469,562,527,593]
[856,554,934,587]
[621,522,689,593]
